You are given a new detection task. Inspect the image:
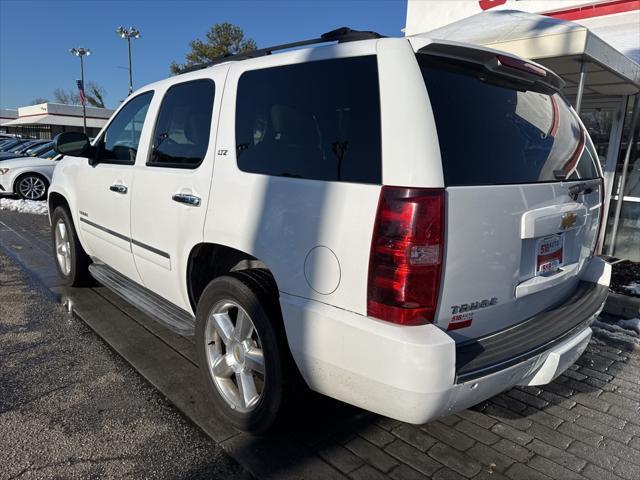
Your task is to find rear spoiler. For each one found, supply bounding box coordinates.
[417,42,564,94]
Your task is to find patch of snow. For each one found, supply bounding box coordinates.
[618,318,640,334]
[622,282,640,295]
[0,198,48,215]
[592,317,640,350]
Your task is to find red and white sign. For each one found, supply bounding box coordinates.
[536,234,564,275]
[449,312,474,330]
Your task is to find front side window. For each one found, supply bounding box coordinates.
[235,56,382,184]
[148,79,215,168]
[99,91,153,164]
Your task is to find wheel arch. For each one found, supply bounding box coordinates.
[48,191,71,222]
[189,242,304,396]
[186,242,279,312]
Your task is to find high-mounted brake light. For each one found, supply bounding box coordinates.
[367,187,445,326]
[562,129,586,176]
[497,54,547,78]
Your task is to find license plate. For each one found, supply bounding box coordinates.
[536,234,564,275]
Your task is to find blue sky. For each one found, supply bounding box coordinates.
[0,0,407,109]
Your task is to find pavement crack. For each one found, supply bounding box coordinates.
[0,340,49,357]
[1,381,80,413]
[8,454,139,479]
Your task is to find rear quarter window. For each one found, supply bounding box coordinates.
[235,56,382,184]
[419,55,599,186]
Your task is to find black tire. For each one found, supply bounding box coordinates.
[50,206,92,286]
[15,173,48,201]
[195,271,288,434]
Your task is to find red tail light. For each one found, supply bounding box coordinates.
[367,187,445,326]
[497,54,547,77]
[595,177,605,253]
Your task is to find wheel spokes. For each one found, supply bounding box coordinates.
[58,222,67,242]
[236,371,259,409]
[244,347,265,375]
[234,309,253,341]
[20,177,45,199]
[211,312,234,345]
[211,353,235,378]
[54,221,71,275]
[206,300,265,412]
[61,253,68,275]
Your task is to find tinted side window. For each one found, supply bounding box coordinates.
[149,79,215,168]
[235,56,381,184]
[100,91,153,164]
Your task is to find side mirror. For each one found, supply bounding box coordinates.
[53,132,91,157]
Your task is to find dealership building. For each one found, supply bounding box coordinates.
[406,0,640,261]
[0,102,113,139]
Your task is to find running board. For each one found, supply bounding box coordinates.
[88,263,195,336]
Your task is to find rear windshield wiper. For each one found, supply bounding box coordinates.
[566,179,601,198]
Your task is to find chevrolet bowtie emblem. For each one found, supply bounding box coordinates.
[560,212,577,230]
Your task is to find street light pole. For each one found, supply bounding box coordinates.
[116,27,140,96]
[127,36,133,96]
[69,47,91,134]
[80,54,86,133]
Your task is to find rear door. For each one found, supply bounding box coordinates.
[417,52,603,340]
[130,73,224,312]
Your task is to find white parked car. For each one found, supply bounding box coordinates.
[0,152,59,200]
[48,28,611,433]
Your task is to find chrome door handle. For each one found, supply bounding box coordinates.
[172,193,201,207]
[109,184,128,194]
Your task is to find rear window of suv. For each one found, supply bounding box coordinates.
[418,55,599,186]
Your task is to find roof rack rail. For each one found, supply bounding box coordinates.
[179,27,384,74]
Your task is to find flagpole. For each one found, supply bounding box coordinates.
[80,54,86,134]
[70,47,91,135]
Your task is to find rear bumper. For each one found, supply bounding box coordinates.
[280,258,610,424]
[456,280,608,382]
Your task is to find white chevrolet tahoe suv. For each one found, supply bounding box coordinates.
[49,28,611,433]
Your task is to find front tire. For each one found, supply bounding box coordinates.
[15,173,48,201]
[195,271,287,434]
[50,206,92,286]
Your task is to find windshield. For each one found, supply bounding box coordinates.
[27,142,53,156]
[418,55,599,186]
[39,148,57,159]
[12,141,39,153]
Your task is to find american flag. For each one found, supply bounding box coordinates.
[76,79,86,105]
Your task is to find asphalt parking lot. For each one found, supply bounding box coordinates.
[0,251,250,479]
[1,208,640,480]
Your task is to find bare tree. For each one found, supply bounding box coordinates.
[30,97,49,105]
[53,82,107,108]
[53,88,80,105]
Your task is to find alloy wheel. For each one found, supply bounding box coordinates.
[18,176,46,200]
[54,220,71,276]
[204,300,265,412]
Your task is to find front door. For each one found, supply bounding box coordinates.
[76,91,154,283]
[130,73,224,311]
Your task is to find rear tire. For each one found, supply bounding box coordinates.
[50,206,92,286]
[15,173,48,201]
[195,271,287,434]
